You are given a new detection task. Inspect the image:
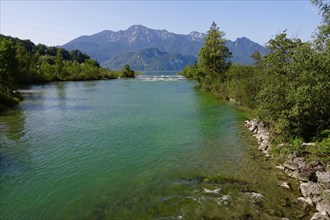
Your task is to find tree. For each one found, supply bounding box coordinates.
[121,64,135,78]
[55,48,64,79]
[198,22,231,84]
[310,0,330,52]
[250,51,262,67]
[263,31,303,76]
[0,38,18,87]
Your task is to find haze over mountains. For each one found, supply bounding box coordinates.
[62,25,267,71]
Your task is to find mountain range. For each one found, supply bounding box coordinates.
[62,25,267,71]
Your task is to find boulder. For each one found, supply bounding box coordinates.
[297,169,315,182]
[297,197,313,211]
[288,170,299,179]
[313,164,326,172]
[300,182,325,198]
[316,171,330,188]
[259,141,269,151]
[292,157,307,170]
[247,120,258,132]
[283,161,299,170]
[316,199,330,215]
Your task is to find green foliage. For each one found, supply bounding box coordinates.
[120,64,135,78]
[0,85,22,111]
[224,65,264,109]
[184,2,330,162]
[0,34,123,111]
[256,35,330,141]
[311,0,330,52]
[198,22,231,86]
[0,37,18,87]
[180,63,206,83]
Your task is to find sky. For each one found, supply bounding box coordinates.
[0,0,322,46]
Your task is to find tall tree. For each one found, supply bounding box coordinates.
[198,22,231,84]
[55,48,64,79]
[310,0,330,51]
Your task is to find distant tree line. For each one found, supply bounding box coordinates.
[0,35,135,110]
[180,0,330,161]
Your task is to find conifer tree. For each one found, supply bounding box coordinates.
[198,22,231,84]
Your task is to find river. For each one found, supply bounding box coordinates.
[0,78,306,219]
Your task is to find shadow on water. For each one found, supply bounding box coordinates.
[55,82,66,108]
[82,80,97,92]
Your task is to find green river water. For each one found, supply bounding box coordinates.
[0,78,308,219]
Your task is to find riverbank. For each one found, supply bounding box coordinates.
[245,119,330,220]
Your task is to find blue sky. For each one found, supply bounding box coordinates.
[0,0,322,46]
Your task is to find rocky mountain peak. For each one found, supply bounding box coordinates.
[62,25,268,69]
[188,31,206,41]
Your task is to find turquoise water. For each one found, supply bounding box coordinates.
[1,79,305,219]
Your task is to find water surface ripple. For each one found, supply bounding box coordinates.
[1,79,303,219]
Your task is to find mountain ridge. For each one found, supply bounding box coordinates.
[104,47,197,71]
[62,25,267,70]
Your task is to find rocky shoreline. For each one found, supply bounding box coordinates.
[245,119,330,220]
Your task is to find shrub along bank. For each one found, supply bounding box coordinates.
[180,1,330,217]
[180,17,329,164]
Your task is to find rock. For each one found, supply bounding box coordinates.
[313,165,326,172]
[292,157,307,169]
[316,199,330,215]
[288,170,299,179]
[316,171,330,188]
[301,142,316,148]
[217,195,231,206]
[300,182,325,198]
[312,195,324,204]
[256,131,269,143]
[203,187,221,194]
[247,120,258,132]
[311,212,330,220]
[297,197,313,211]
[283,161,299,170]
[278,181,291,190]
[297,169,315,182]
[248,192,264,200]
[259,141,269,151]
[276,165,285,171]
[245,192,264,206]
